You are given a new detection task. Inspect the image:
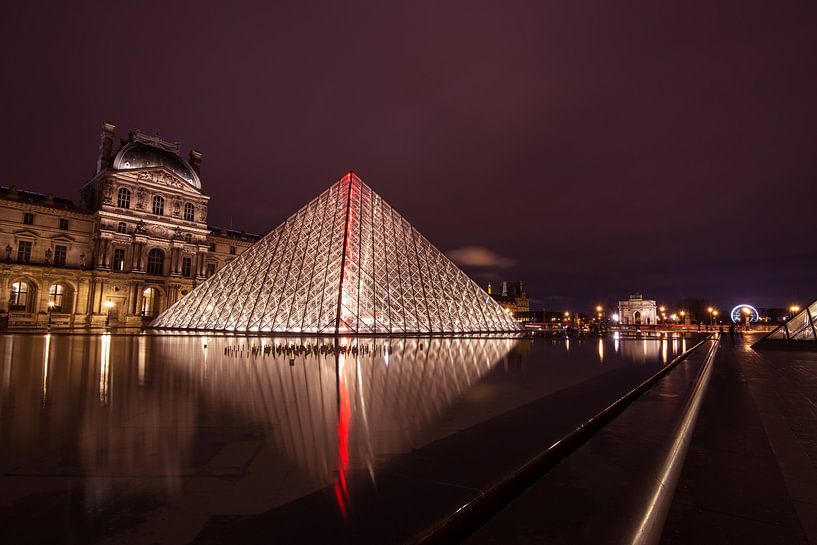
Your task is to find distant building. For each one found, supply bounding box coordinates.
[0,123,259,328]
[618,294,657,325]
[487,280,530,318]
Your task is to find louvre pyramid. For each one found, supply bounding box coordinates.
[756,299,817,344]
[153,173,521,334]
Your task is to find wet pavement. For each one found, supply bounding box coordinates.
[0,333,693,544]
[662,334,817,545]
[462,333,817,545]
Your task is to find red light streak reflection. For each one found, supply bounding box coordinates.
[334,351,352,521]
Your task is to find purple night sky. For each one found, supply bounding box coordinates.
[2,1,816,312]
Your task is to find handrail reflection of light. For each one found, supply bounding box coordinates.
[99,333,111,404]
[614,331,620,352]
[597,338,604,364]
[661,338,668,364]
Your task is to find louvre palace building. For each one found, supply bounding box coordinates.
[0,123,259,328]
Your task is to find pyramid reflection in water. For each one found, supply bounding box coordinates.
[153,173,520,334]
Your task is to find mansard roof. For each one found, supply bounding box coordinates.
[113,132,201,191]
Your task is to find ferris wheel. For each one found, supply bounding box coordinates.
[730,304,759,323]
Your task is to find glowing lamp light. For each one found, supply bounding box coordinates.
[612,313,620,322]
[104,300,114,310]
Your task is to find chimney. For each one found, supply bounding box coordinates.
[189,150,203,174]
[96,122,116,173]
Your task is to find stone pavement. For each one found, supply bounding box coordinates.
[662,333,817,545]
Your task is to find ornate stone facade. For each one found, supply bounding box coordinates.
[0,123,259,328]
[618,294,658,326]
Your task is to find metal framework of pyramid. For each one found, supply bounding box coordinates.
[153,172,521,334]
[754,299,817,346]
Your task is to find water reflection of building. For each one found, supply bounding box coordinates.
[618,294,657,325]
[0,124,259,328]
[0,334,516,517]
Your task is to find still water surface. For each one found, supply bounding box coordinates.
[0,333,691,544]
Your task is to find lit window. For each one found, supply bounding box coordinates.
[10,282,29,311]
[112,248,126,271]
[152,195,164,215]
[17,241,32,262]
[59,218,69,230]
[117,187,131,209]
[184,202,195,222]
[54,245,67,266]
[147,248,164,275]
[49,284,64,312]
[181,256,192,277]
[23,212,34,225]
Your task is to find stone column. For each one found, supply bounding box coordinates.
[197,252,206,278]
[96,240,106,268]
[0,275,8,313]
[135,283,144,316]
[103,239,112,269]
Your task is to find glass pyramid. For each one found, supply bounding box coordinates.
[761,299,817,342]
[153,172,521,334]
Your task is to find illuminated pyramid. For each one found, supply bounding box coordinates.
[754,299,817,347]
[153,173,521,334]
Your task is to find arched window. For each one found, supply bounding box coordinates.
[10,281,29,311]
[184,202,195,222]
[117,187,131,209]
[49,284,64,312]
[152,195,164,215]
[147,248,164,275]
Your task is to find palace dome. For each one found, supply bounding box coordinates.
[113,139,201,190]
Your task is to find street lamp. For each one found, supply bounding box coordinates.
[47,300,54,329]
[707,307,715,326]
[104,300,114,329]
[680,310,686,325]
[790,305,800,318]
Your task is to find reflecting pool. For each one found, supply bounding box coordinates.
[0,333,694,544]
